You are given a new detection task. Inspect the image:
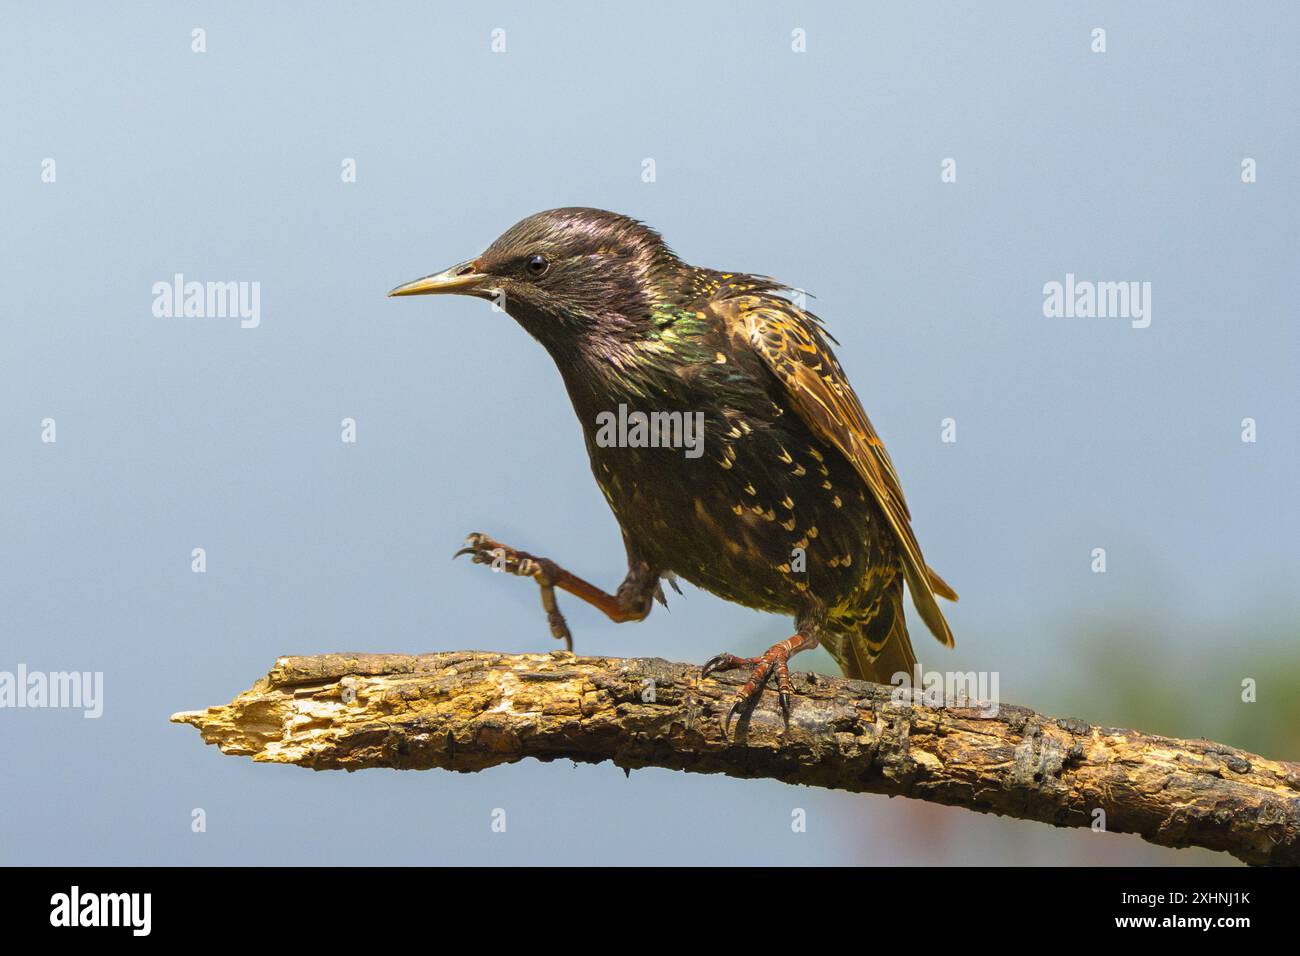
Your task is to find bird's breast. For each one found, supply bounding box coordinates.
[583,397,897,616]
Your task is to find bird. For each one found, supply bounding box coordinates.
[389,207,957,732]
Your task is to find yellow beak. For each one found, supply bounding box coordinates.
[387,260,488,297]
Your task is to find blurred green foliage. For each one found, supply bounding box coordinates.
[1050,612,1299,762]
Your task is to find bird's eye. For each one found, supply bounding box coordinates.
[526,254,549,277]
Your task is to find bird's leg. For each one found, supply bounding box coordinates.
[702,628,820,736]
[454,532,659,651]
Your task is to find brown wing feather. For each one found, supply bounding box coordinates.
[821,577,919,683]
[715,293,956,648]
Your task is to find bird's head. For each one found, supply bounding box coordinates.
[388,208,685,349]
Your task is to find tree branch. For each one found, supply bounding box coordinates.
[171,650,1300,865]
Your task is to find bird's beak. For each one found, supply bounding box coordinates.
[387,260,488,297]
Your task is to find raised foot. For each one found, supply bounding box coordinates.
[454,532,572,650]
[454,532,546,577]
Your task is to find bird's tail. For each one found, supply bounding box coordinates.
[926,565,959,602]
[826,579,918,686]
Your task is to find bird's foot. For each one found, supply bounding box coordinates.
[454,532,572,650]
[702,637,806,738]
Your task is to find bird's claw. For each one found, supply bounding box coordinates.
[453,532,490,563]
[701,652,747,680]
[723,698,743,738]
[454,532,544,577]
[773,655,794,725]
[544,609,573,650]
[455,532,517,571]
[702,648,795,739]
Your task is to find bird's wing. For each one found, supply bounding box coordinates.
[713,292,956,648]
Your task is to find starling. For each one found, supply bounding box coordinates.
[389,208,956,730]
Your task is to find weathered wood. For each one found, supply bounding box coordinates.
[172,650,1300,865]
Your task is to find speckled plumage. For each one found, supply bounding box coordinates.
[391,207,956,699]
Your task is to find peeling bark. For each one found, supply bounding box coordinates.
[171,651,1300,865]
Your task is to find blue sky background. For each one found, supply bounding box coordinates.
[1,2,1296,864]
